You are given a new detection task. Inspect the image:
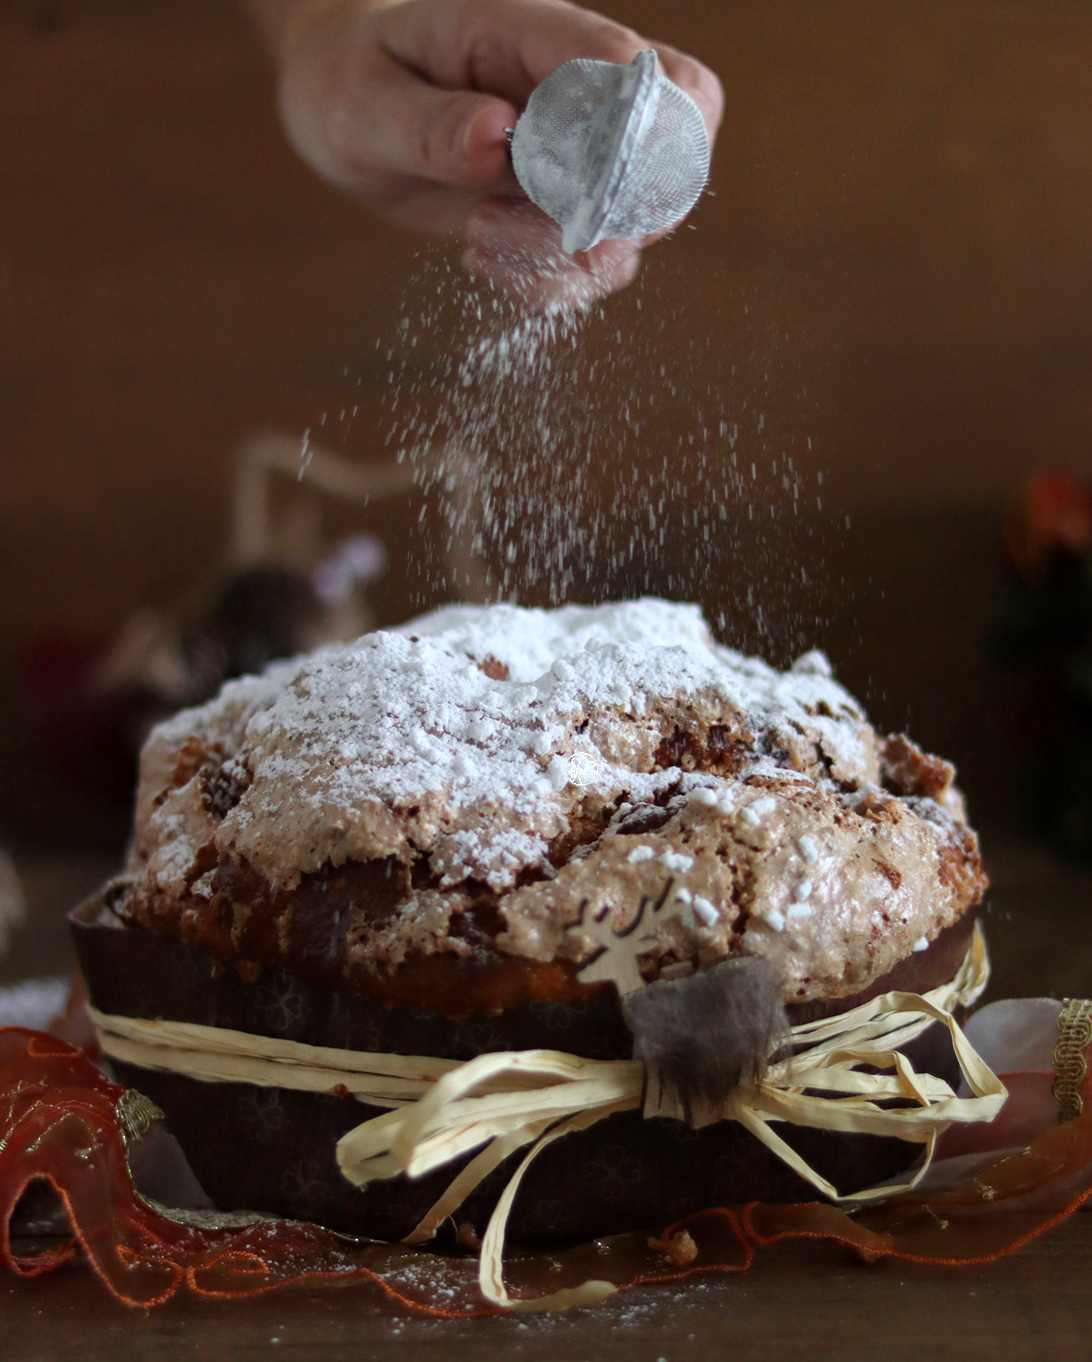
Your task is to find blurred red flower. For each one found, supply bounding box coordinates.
[1003,471,1092,578]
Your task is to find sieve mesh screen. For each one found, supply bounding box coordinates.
[511,50,710,254]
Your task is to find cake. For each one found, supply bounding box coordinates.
[73,599,988,1242]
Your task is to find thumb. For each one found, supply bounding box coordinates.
[326,67,518,191]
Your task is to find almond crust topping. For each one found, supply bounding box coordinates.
[119,600,986,1006]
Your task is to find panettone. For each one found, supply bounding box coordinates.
[74,599,988,1243]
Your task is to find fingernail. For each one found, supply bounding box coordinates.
[462,106,486,159]
[464,104,511,161]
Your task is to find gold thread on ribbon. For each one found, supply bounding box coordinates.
[90,924,1002,1312]
[1050,997,1092,1123]
[115,1089,164,1146]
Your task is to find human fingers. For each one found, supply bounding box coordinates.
[648,41,724,145]
[377,0,723,170]
[379,0,703,111]
[282,0,721,201]
[280,20,522,196]
[334,68,517,190]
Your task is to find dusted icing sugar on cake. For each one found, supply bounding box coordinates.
[133,600,877,890]
[122,599,985,1004]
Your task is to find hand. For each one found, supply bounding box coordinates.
[250,0,723,307]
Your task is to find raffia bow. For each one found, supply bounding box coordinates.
[90,924,1002,1312]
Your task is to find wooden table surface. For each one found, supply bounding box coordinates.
[4,1214,1092,1362]
[2,841,1092,1359]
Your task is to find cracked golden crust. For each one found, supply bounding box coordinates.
[118,603,986,1007]
[501,773,984,1002]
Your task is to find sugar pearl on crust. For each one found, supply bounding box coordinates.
[691,895,719,927]
[741,795,778,826]
[660,850,694,873]
[797,835,819,864]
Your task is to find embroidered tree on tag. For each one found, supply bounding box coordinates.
[570,878,682,995]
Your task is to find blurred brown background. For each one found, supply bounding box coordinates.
[3,0,1092,859]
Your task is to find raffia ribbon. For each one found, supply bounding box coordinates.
[90,924,1003,1312]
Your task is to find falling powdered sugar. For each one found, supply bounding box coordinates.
[375,256,833,655]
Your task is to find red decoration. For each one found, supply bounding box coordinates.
[3,1026,1092,1314]
[1004,470,1092,579]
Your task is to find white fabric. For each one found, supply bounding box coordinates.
[961,997,1062,1076]
[0,976,68,1032]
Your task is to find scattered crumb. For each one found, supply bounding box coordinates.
[647,1229,698,1267]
